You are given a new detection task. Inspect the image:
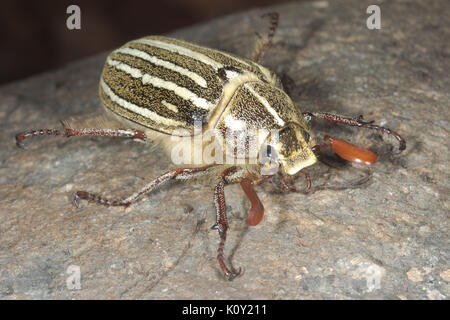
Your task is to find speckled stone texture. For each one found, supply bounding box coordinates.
[0,0,448,299]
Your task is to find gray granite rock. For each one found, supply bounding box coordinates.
[0,0,448,299]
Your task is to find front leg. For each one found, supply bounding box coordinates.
[303,111,406,151]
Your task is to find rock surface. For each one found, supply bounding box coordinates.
[0,0,448,299]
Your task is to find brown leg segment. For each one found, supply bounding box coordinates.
[280,73,296,96]
[280,171,311,193]
[251,12,279,63]
[213,178,236,279]
[303,111,406,151]
[15,127,146,148]
[251,174,273,186]
[212,166,250,280]
[74,165,214,208]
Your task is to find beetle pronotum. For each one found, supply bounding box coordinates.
[16,13,405,280]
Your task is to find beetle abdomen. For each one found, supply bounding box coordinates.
[99,36,276,135]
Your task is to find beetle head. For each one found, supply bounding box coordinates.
[259,122,317,176]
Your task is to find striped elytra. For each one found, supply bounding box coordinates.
[99,35,318,175]
[99,36,278,134]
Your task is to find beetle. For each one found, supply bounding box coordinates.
[15,13,405,280]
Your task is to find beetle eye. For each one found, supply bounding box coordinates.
[302,129,311,143]
[260,144,278,161]
[259,144,280,175]
[266,145,272,158]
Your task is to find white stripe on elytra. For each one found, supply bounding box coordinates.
[183,40,252,68]
[100,78,185,127]
[115,47,208,88]
[161,100,179,113]
[244,83,285,126]
[107,58,213,110]
[133,38,223,70]
[182,38,275,83]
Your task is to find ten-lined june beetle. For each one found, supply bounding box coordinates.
[16,13,405,280]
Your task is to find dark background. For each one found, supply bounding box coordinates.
[0,0,298,86]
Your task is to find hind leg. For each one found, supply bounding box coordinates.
[74,165,215,207]
[251,12,279,63]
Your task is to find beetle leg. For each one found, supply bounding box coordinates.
[74,165,214,208]
[251,12,279,63]
[280,73,296,96]
[15,126,146,148]
[15,129,62,148]
[279,171,311,193]
[213,178,238,280]
[251,174,273,186]
[303,111,406,151]
[212,166,250,280]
